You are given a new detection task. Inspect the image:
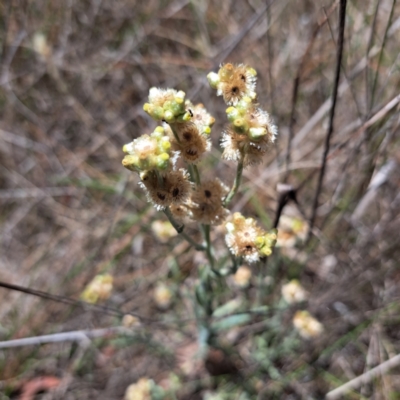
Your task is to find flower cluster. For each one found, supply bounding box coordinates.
[207,63,277,168]
[293,310,324,339]
[122,126,174,172]
[122,85,232,223]
[225,212,277,263]
[166,122,211,164]
[122,63,278,245]
[143,88,190,122]
[187,178,229,225]
[207,63,257,105]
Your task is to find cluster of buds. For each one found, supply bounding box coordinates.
[123,85,231,224]
[143,88,191,122]
[122,63,278,249]
[122,126,174,172]
[207,63,277,167]
[225,212,277,263]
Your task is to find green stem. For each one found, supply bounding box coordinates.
[169,123,181,144]
[154,170,164,188]
[193,164,201,185]
[202,224,216,271]
[164,207,205,251]
[223,160,244,206]
[187,164,201,186]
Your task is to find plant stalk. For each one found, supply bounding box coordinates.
[223,160,244,206]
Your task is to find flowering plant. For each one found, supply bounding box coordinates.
[120,64,322,387]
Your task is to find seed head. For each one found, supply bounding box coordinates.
[188,178,229,225]
[169,203,190,222]
[168,122,211,164]
[208,63,257,105]
[139,169,191,210]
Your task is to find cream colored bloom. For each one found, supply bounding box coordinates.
[293,311,323,339]
[207,63,257,105]
[81,274,113,304]
[33,32,51,59]
[281,280,308,304]
[153,283,173,310]
[124,378,152,400]
[225,212,277,263]
[277,214,308,247]
[151,220,178,243]
[122,314,141,328]
[233,266,252,288]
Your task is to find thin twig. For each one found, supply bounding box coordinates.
[0,327,132,349]
[284,1,339,181]
[0,280,143,319]
[306,0,347,242]
[365,0,381,115]
[326,353,400,399]
[370,0,397,111]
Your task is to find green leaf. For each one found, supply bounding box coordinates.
[212,313,251,331]
[212,298,242,318]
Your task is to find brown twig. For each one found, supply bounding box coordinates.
[284,1,339,182]
[306,0,347,242]
[326,353,400,399]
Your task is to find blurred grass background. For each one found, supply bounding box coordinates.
[1,0,400,398]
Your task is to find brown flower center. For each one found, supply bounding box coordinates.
[183,132,192,141]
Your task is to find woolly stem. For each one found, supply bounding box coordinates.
[223,160,244,206]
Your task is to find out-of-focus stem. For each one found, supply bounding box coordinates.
[202,224,214,269]
[164,207,205,251]
[193,164,201,185]
[223,161,243,206]
[187,164,196,185]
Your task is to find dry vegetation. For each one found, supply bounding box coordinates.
[1,0,400,399]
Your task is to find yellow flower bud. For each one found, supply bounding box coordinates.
[203,126,211,135]
[122,155,139,171]
[164,110,175,122]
